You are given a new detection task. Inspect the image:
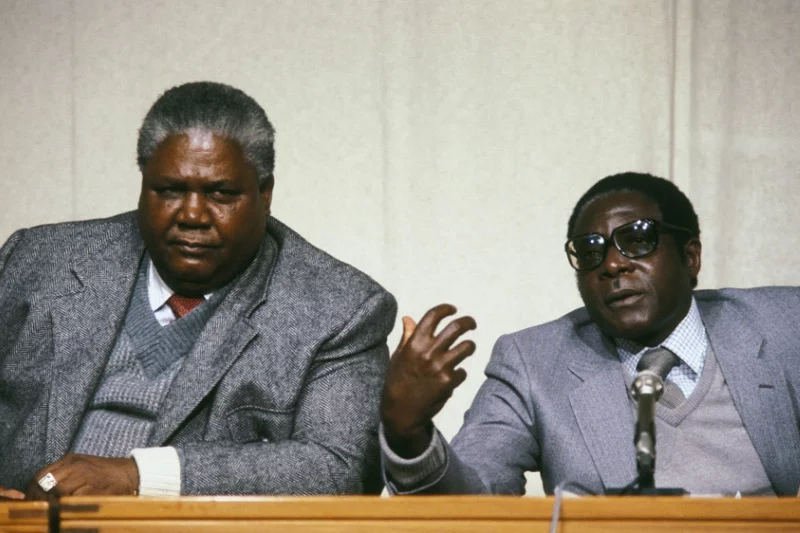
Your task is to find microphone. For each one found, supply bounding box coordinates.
[607,368,685,495]
[630,370,664,489]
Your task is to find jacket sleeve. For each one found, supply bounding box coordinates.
[176,288,397,495]
[386,333,539,495]
[0,230,26,369]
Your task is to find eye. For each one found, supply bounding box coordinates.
[154,186,182,197]
[572,242,603,260]
[209,189,239,200]
[630,227,656,244]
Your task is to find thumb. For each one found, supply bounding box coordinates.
[394,315,417,352]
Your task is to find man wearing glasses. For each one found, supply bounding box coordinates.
[380,172,800,496]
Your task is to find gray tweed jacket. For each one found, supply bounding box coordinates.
[402,287,800,496]
[0,212,397,495]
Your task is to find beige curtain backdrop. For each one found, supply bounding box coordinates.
[1,0,798,494]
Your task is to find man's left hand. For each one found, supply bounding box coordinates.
[26,454,139,500]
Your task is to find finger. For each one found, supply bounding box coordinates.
[70,482,95,496]
[415,303,457,336]
[25,480,48,501]
[401,316,417,345]
[450,367,468,389]
[45,455,101,497]
[438,339,477,370]
[31,458,66,487]
[29,456,72,498]
[0,488,24,500]
[429,398,448,414]
[27,471,55,500]
[49,469,85,497]
[430,316,476,353]
[393,316,417,353]
[430,368,468,408]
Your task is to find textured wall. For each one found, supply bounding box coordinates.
[1,0,798,494]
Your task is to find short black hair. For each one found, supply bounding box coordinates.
[567,173,700,287]
[568,172,699,238]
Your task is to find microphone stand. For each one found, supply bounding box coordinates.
[632,370,660,490]
[607,370,686,496]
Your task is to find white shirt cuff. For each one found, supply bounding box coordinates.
[129,446,182,496]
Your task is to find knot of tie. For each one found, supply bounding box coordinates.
[166,294,205,319]
[637,347,681,379]
[637,347,685,408]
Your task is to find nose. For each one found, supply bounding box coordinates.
[176,192,211,226]
[600,243,633,278]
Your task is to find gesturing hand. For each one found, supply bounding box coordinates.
[380,303,476,458]
[26,454,139,500]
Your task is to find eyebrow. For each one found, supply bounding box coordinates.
[148,175,239,188]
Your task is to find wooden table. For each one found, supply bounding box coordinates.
[0,500,48,533]
[5,496,800,532]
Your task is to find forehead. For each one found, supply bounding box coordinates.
[573,190,662,236]
[146,130,248,177]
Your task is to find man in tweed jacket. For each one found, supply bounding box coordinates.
[380,173,799,496]
[0,82,396,498]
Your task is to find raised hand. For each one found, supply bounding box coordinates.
[25,454,139,500]
[380,304,476,458]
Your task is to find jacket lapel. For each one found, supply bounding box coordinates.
[45,224,143,463]
[699,297,800,495]
[148,236,277,446]
[567,324,637,491]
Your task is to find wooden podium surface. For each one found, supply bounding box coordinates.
[0,500,48,533]
[4,496,800,532]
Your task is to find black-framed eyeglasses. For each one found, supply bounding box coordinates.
[565,218,693,272]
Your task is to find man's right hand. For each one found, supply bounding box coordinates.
[380,303,476,458]
[0,485,25,500]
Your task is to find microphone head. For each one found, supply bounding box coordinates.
[631,370,664,401]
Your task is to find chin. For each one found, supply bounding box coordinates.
[163,265,215,289]
[164,258,215,278]
[176,276,218,294]
[599,317,653,342]
[169,280,216,299]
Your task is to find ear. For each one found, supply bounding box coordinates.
[684,237,702,279]
[260,180,273,218]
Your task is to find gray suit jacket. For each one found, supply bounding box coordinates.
[0,212,397,495]
[407,287,800,496]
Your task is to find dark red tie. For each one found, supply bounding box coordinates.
[166,294,205,319]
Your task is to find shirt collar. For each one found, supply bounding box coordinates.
[615,297,707,376]
[147,259,213,312]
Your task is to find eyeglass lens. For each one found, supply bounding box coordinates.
[567,220,658,271]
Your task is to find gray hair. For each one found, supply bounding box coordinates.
[137,81,276,188]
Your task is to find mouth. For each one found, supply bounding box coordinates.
[168,239,220,256]
[604,289,644,308]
